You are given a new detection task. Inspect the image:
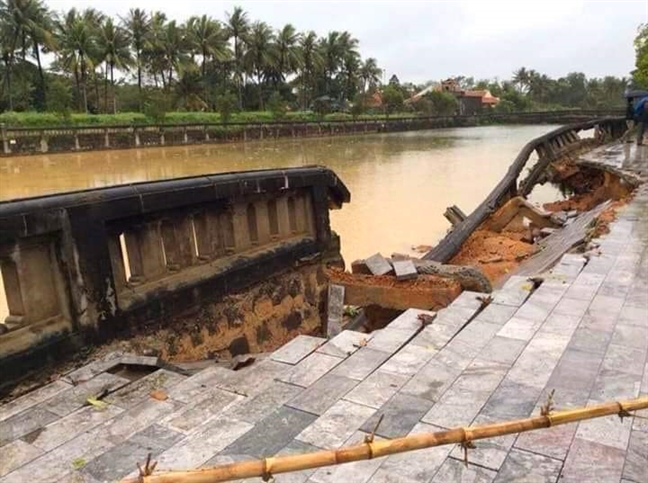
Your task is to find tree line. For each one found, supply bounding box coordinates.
[0,0,383,115]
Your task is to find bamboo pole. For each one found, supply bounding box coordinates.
[121,396,648,483]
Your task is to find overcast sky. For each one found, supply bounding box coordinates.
[47,0,647,84]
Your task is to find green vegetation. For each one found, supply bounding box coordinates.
[0,0,640,128]
[634,24,648,88]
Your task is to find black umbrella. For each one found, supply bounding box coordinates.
[624,89,648,99]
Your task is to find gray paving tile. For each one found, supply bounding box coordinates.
[271,335,326,364]
[552,297,591,317]
[473,303,518,326]
[422,360,508,428]
[359,393,434,439]
[623,429,648,483]
[296,400,376,449]
[537,313,582,338]
[546,348,603,395]
[448,413,516,471]
[27,403,123,452]
[214,359,292,397]
[590,369,642,402]
[567,327,613,355]
[82,425,183,482]
[496,316,542,342]
[368,422,452,483]
[308,431,386,483]
[41,372,130,417]
[449,291,486,311]
[601,343,647,377]
[379,344,437,377]
[224,381,302,424]
[278,353,343,388]
[429,457,496,483]
[575,401,633,451]
[287,374,358,415]
[317,331,371,358]
[106,369,186,409]
[0,439,44,478]
[479,380,542,420]
[0,406,59,447]
[0,430,114,483]
[62,352,124,385]
[618,304,648,328]
[0,380,72,424]
[367,328,417,354]
[154,416,253,470]
[344,370,410,409]
[514,298,553,322]
[560,437,626,483]
[515,418,577,461]
[222,406,317,458]
[385,308,431,331]
[160,388,243,433]
[477,336,527,365]
[493,448,562,483]
[492,276,531,307]
[611,324,648,351]
[400,357,462,403]
[330,348,390,381]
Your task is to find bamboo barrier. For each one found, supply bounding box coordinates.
[120,396,648,483]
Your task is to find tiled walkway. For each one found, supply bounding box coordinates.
[1,143,647,483]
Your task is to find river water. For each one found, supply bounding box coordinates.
[0,125,563,319]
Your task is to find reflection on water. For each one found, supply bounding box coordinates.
[0,125,563,319]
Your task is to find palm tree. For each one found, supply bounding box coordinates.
[268,24,300,86]
[360,57,381,94]
[186,14,229,102]
[121,8,149,111]
[319,31,342,94]
[54,8,97,112]
[297,30,322,109]
[243,20,274,110]
[513,67,531,94]
[225,6,249,109]
[0,18,15,110]
[97,17,131,113]
[338,31,359,102]
[160,20,188,86]
[143,11,167,88]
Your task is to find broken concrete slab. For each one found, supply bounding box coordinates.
[393,260,417,281]
[316,330,370,358]
[364,253,393,276]
[326,284,345,337]
[271,335,326,365]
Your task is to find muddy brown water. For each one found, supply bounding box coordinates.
[0,125,563,320]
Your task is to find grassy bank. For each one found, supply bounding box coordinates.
[0,111,419,128]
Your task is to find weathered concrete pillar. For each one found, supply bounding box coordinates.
[205,126,210,142]
[232,203,252,251]
[74,130,80,151]
[1,244,61,329]
[276,197,290,237]
[134,128,141,147]
[303,194,316,235]
[254,200,271,245]
[287,196,298,234]
[40,134,48,153]
[124,223,165,283]
[161,217,195,271]
[160,128,165,146]
[267,199,280,239]
[107,235,127,293]
[1,123,10,154]
[243,127,248,142]
[246,203,259,245]
[220,211,236,253]
[183,127,188,144]
[104,128,110,148]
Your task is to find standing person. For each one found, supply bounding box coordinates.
[622,97,636,142]
[635,96,648,146]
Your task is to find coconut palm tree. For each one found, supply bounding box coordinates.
[243,20,274,110]
[97,17,131,113]
[54,8,97,112]
[186,15,228,79]
[319,31,342,94]
[121,8,149,111]
[225,6,249,109]
[143,11,167,88]
[360,57,381,94]
[297,30,322,109]
[159,20,188,86]
[338,31,359,102]
[268,23,300,87]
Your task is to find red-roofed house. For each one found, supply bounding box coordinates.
[408,78,500,115]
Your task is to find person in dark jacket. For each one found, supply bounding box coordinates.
[622,98,636,142]
[635,96,648,146]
